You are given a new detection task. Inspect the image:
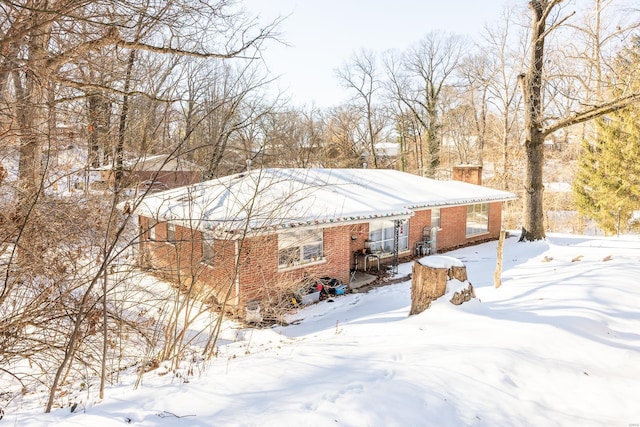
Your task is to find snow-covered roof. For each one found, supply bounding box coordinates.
[92,154,202,172]
[375,142,399,157]
[128,154,201,172]
[132,168,516,237]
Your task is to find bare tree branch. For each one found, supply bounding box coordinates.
[543,91,640,136]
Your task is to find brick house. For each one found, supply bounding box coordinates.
[131,167,515,312]
[100,154,202,190]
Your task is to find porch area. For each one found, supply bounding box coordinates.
[349,270,379,290]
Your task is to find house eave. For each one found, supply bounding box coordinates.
[192,210,416,239]
[409,195,518,211]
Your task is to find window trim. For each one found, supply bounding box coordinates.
[466,203,489,237]
[278,228,324,270]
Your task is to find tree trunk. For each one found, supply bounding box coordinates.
[520,128,546,242]
[100,265,108,399]
[115,50,136,187]
[520,0,552,242]
[502,118,510,191]
[494,230,506,288]
[426,104,440,176]
[87,93,111,168]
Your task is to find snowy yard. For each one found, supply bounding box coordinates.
[5,233,640,426]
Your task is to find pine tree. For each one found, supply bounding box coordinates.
[574,35,640,235]
[574,114,640,234]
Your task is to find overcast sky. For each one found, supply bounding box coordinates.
[242,0,520,108]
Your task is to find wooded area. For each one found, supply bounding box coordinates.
[1,0,639,412]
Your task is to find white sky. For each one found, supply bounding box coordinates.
[243,0,520,108]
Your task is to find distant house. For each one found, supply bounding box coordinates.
[374,142,400,166]
[99,154,202,190]
[131,166,516,311]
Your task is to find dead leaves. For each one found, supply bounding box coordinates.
[542,254,615,264]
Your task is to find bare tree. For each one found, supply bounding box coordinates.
[1,0,277,199]
[440,99,479,166]
[0,0,281,414]
[457,54,494,166]
[260,107,327,168]
[481,6,527,191]
[336,49,388,168]
[324,106,367,168]
[384,32,466,177]
[519,0,640,241]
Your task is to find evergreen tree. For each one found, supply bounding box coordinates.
[574,115,640,234]
[574,38,640,234]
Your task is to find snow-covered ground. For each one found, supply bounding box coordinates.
[5,233,640,426]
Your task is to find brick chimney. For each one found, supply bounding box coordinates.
[452,165,482,185]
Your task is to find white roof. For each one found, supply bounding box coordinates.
[91,154,202,172]
[132,168,516,236]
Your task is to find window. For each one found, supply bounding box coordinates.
[278,229,323,268]
[148,218,157,241]
[201,232,214,265]
[368,219,409,253]
[466,203,489,236]
[167,223,176,244]
[431,208,441,229]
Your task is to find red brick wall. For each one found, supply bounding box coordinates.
[438,206,467,250]
[138,216,236,306]
[139,217,360,310]
[323,226,353,282]
[433,201,502,251]
[409,210,432,250]
[138,200,504,310]
[452,165,483,185]
[235,226,354,307]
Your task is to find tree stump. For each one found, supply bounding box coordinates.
[449,266,467,282]
[410,263,448,315]
[410,256,472,315]
[450,283,476,305]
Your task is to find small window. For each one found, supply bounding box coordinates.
[201,232,214,265]
[466,203,489,236]
[149,218,157,241]
[431,208,441,229]
[167,223,176,244]
[278,229,323,269]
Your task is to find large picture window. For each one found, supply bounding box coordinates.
[278,229,324,268]
[368,219,409,253]
[466,203,489,236]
